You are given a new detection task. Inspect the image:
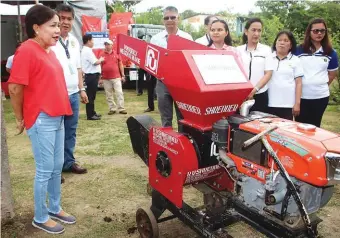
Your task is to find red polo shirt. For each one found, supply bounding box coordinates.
[8,40,72,129]
[100,50,122,80]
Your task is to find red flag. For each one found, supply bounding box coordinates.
[108,12,133,38]
[82,15,102,35]
[108,12,134,66]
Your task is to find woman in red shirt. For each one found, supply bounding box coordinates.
[8,5,74,234]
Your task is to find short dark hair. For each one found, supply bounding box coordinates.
[55,3,75,18]
[25,5,58,39]
[242,17,263,44]
[272,30,297,54]
[204,15,217,26]
[302,18,332,55]
[208,19,233,47]
[163,6,178,15]
[83,34,93,45]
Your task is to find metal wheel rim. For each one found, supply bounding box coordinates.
[136,208,159,238]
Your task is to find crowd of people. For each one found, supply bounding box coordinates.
[5,3,338,235]
[139,6,338,129]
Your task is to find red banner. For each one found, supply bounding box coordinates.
[82,15,102,35]
[108,12,134,66]
[108,12,133,40]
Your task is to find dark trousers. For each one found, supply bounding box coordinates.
[156,80,183,128]
[268,107,293,120]
[295,97,329,127]
[84,73,100,119]
[250,91,268,113]
[147,74,157,110]
[137,69,146,94]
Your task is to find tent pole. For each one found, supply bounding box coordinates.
[17,1,23,42]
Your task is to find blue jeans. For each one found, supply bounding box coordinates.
[27,112,64,223]
[63,93,79,170]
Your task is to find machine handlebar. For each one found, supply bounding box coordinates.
[242,125,278,149]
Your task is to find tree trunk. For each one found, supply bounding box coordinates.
[1,99,15,223]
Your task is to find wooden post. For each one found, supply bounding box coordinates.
[1,101,15,222]
[17,1,23,42]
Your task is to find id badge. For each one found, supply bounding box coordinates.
[68,63,75,75]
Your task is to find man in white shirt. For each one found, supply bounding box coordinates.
[150,6,193,128]
[52,4,88,177]
[6,55,14,73]
[6,43,21,73]
[81,34,104,120]
[195,15,219,46]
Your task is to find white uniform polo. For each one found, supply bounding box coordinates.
[150,29,193,49]
[236,43,275,94]
[51,33,81,95]
[81,46,101,74]
[295,46,339,99]
[268,52,304,108]
[195,34,210,46]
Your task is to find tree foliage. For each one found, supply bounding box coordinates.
[255,0,340,39]
[106,0,141,21]
[181,10,198,20]
[261,16,284,49]
[179,23,205,40]
[134,6,164,24]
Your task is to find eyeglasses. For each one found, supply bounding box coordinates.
[311,29,327,34]
[163,16,177,21]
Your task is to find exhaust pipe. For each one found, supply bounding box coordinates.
[240,99,255,117]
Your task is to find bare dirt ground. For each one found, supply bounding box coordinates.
[2,154,339,238]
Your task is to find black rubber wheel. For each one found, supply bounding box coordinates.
[146,183,154,196]
[136,208,159,238]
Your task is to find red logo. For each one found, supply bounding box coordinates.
[145,45,159,74]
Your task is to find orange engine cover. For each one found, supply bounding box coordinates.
[232,118,340,187]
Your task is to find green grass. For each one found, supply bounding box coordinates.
[1,90,340,238]
[322,105,340,132]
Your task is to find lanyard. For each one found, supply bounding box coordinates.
[59,38,70,59]
[205,34,210,42]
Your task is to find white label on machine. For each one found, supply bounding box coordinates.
[129,70,138,81]
[192,54,247,85]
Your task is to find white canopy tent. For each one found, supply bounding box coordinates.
[0,3,36,16]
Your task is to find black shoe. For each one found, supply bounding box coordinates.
[87,115,101,120]
[95,113,102,117]
[137,92,143,96]
[119,110,127,114]
[144,108,154,113]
